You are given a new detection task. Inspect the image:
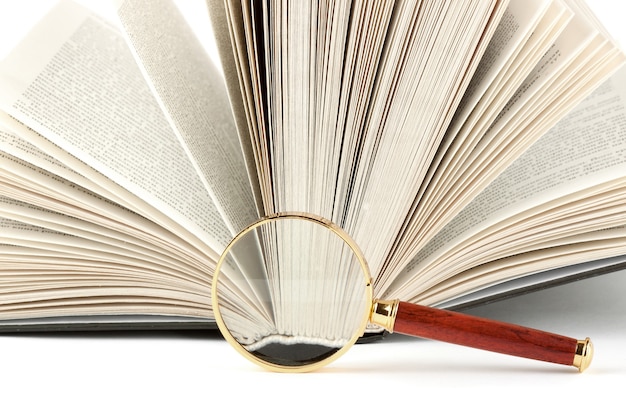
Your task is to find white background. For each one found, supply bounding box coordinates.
[0,1,625,416]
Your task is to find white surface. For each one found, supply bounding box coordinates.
[1,272,625,416]
[0,1,625,416]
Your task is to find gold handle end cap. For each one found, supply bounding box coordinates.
[573,337,593,372]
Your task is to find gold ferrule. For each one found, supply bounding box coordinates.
[370,299,399,332]
[573,337,593,372]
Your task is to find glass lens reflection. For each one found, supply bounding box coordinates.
[213,215,372,369]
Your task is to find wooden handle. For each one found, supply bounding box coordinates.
[392,301,591,370]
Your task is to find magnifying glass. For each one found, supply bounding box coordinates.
[212,213,592,373]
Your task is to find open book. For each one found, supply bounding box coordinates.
[0,0,625,333]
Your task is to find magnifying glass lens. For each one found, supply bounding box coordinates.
[212,215,372,371]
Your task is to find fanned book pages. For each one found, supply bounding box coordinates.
[0,0,625,335]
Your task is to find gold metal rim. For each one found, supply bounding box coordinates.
[211,212,374,373]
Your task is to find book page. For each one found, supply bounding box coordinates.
[443,0,572,141]
[0,1,232,252]
[0,122,112,202]
[115,0,258,234]
[237,0,507,281]
[378,0,570,283]
[0,197,206,284]
[206,0,267,214]
[437,252,626,309]
[426,226,626,306]
[377,0,625,287]
[0,114,219,263]
[0,134,209,271]
[0,124,223,320]
[335,1,507,278]
[385,67,626,301]
[0,216,211,320]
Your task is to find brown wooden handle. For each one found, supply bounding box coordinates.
[393,301,591,370]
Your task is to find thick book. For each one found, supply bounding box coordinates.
[0,0,625,333]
